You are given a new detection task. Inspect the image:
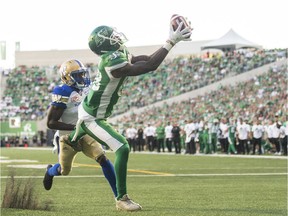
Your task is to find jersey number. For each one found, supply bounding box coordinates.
[91,72,102,91]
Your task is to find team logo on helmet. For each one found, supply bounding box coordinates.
[88,25,128,55]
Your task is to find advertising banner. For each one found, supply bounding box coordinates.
[0,121,37,138]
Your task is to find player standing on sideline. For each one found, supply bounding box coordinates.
[183,119,193,154]
[165,122,173,152]
[171,121,182,154]
[236,117,251,154]
[280,121,287,156]
[43,60,117,199]
[144,123,156,151]
[156,121,165,152]
[227,117,237,154]
[251,118,265,155]
[136,126,145,151]
[60,19,192,211]
[210,118,220,154]
[219,117,229,153]
[125,124,137,152]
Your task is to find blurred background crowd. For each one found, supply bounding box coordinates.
[0,48,287,156]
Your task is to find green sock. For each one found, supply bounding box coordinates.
[115,144,130,200]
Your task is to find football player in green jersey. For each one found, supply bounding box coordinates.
[60,21,192,211]
[228,117,237,154]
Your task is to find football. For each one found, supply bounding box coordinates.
[170,14,191,32]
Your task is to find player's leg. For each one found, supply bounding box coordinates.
[80,120,128,197]
[257,139,261,154]
[80,135,117,198]
[136,138,140,151]
[205,133,211,154]
[282,135,287,156]
[252,138,256,154]
[199,133,205,153]
[228,138,237,154]
[275,139,281,154]
[127,138,132,152]
[59,137,79,175]
[79,119,141,211]
[161,139,165,152]
[211,134,217,153]
[43,136,77,190]
[132,138,136,152]
[203,135,209,154]
[157,139,160,152]
[166,138,171,152]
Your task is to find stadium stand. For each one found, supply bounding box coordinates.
[0,48,287,151]
[113,63,287,125]
[0,49,285,123]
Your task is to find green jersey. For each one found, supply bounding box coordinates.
[228,124,236,142]
[156,126,165,139]
[80,49,130,120]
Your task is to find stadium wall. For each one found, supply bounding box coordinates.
[15,40,211,67]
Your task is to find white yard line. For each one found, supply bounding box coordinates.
[2,147,288,159]
[0,173,287,179]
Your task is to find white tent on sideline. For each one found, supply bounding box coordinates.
[201,29,262,52]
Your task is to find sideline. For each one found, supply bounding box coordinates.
[2,147,287,160]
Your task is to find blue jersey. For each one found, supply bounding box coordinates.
[51,84,89,136]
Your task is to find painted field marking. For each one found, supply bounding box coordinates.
[0,159,38,163]
[1,172,287,179]
[73,163,173,176]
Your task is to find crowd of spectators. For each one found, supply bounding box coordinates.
[1,65,58,121]
[115,63,287,127]
[114,64,287,156]
[0,48,285,122]
[112,48,283,116]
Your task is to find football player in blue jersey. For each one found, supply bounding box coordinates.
[61,19,192,211]
[43,59,117,199]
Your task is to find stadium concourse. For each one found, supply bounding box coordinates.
[0,48,287,156]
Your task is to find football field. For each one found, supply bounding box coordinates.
[0,148,287,216]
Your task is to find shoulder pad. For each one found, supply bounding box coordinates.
[52,85,75,96]
[51,85,75,105]
[104,50,128,67]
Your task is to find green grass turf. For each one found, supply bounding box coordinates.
[0,148,287,216]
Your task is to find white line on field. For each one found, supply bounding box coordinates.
[2,147,288,159]
[0,173,287,179]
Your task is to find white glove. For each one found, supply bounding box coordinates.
[169,22,192,45]
[52,131,59,154]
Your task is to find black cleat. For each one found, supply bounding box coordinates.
[43,164,53,190]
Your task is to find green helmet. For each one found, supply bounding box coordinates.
[88,25,128,55]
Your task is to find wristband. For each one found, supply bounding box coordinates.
[163,40,175,51]
[166,39,175,46]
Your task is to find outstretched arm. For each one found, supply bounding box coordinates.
[112,22,192,78]
[111,47,169,78]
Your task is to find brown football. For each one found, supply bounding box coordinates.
[170,14,190,31]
